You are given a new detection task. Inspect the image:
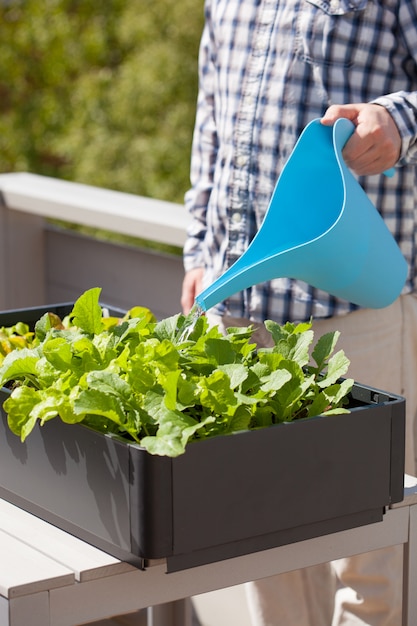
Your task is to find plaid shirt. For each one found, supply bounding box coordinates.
[184,0,417,324]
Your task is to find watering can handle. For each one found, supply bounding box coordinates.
[336,118,395,178]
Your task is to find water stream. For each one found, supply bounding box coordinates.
[176,302,205,344]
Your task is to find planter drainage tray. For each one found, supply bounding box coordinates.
[0,303,406,572]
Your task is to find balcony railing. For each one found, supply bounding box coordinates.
[0,172,188,319]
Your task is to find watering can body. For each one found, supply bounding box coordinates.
[195,118,407,312]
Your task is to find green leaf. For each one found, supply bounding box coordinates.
[204,337,237,365]
[311,331,340,372]
[35,312,64,342]
[217,363,248,389]
[70,287,103,335]
[42,337,73,371]
[140,412,215,457]
[0,348,40,387]
[154,313,182,341]
[260,368,292,393]
[4,386,41,440]
[306,392,332,418]
[140,433,187,457]
[71,336,103,371]
[86,370,131,398]
[323,378,355,405]
[227,405,252,432]
[30,389,69,426]
[198,370,237,415]
[264,320,314,366]
[317,350,351,388]
[157,369,180,411]
[125,306,156,325]
[73,388,126,426]
[176,376,199,408]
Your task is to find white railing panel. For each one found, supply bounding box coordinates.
[0,173,188,247]
[0,173,187,314]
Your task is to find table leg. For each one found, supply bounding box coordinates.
[402,503,417,625]
[0,596,9,626]
[147,599,195,626]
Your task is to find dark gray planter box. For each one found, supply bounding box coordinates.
[0,304,406,571]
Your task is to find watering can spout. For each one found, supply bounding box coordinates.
[195,118,407,313]
[195,249,285,312]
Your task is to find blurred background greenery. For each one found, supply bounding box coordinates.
[0,0,204,204]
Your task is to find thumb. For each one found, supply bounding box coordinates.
[321,103,364,126]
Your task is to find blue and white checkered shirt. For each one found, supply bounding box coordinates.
[184,0,417,324]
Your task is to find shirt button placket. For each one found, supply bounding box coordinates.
[227,0,278,269]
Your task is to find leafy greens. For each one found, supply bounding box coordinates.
[0,287,354,457]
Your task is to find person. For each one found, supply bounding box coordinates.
[181,1,417,624]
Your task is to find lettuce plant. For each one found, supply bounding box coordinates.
[0,322,36,362]
[0,288,354,457]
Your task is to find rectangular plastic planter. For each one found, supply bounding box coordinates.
[0,303,406,571]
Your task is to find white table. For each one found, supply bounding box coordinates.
[1,476,417,626]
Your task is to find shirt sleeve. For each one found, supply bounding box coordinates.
[372,91,417,164]
[371,0,417,165]
[183,10,218,272]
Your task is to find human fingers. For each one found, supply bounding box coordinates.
[342,105,401,175]
[321,103,401,175]
[181,268,204,314]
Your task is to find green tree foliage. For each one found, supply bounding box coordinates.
[0,0,204,203]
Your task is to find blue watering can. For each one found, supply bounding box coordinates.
[195,118,407,312]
